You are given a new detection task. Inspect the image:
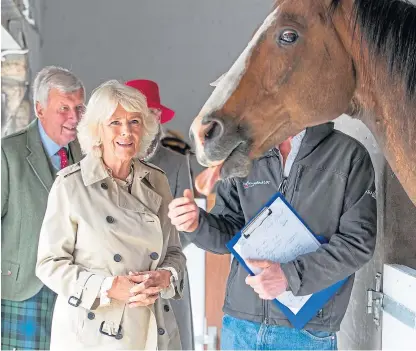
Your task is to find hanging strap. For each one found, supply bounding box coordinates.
[185,151,194,197]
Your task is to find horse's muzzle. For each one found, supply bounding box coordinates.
[190,113,237,166]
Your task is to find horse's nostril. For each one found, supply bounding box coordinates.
[204,123,214,139]
[204,121,223,141]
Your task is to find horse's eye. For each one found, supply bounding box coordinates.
[279,30,298,45]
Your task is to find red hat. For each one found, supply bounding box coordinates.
[125,79,175,124]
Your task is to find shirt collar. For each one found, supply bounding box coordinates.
[262,129,306,158]
[80,153,151,187]
[37,120,68,157]
[288,129,306,156]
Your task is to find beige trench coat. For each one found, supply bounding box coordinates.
[36,153,186,350]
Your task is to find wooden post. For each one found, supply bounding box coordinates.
[204,193,231,349]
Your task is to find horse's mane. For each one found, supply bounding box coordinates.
[331,0,416,97]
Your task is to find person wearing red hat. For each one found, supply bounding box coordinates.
[125,79,175,124]
[126,79,195,350]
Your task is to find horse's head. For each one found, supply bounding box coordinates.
[190,0,356,183]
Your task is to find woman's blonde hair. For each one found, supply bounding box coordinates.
[77,80,158,159]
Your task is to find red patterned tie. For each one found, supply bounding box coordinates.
[57,148,69,169]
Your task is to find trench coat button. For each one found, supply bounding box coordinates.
[106,216,115,223]
[113,254,122,262]
[101,182,108,190]
[87,312,95,320]
[150,252,159,260]
[115,333,123,340]
[164,304,170,312]
[158,327,165,335]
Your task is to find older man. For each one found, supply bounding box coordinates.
[1,66,85,350]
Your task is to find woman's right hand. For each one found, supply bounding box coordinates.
[106,276,135,303]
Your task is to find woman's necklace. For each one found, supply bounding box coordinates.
[105,162,134,189]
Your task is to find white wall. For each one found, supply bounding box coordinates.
[33,0,272,140]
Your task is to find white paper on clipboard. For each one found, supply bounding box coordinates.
[233,196,321,314]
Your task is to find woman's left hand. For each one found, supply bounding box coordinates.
[127,270,172,307]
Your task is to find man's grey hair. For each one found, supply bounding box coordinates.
[33,66,85,116]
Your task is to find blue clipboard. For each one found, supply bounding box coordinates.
[225,192,347,330]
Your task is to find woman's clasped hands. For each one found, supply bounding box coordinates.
[106,270,172,307]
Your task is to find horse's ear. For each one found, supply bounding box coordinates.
[210,72,227,87]
[252,24,261,39]
[209,23,262,88]
[210,15,271,89]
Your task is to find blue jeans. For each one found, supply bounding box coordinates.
[221,314,337,350]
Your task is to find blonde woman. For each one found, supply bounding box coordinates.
[36,80,186,350]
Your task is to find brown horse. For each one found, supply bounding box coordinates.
[190,0,416,204]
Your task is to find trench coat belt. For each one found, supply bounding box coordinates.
[100,302,126,337]
[68,272,106,309]
[68,273,125,337]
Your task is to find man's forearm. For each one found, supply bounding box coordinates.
[281,226,376,296]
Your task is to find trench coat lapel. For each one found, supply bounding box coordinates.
[80,155,162,214]
[129,161,162,215]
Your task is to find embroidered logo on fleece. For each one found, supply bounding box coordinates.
[243,180,271,189]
